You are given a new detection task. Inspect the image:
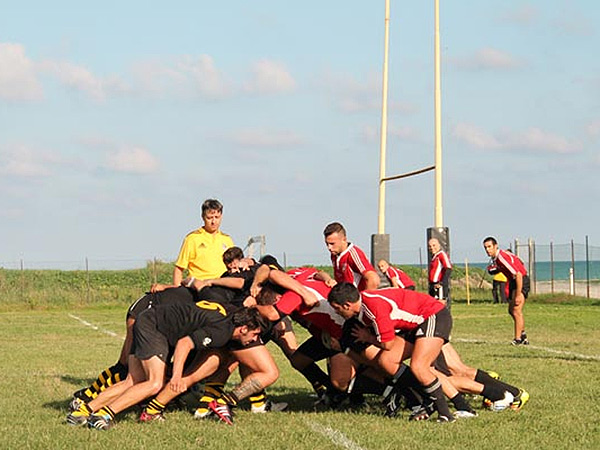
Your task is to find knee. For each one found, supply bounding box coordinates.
[147,380,164,396]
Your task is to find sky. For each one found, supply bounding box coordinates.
[1,1,599,270]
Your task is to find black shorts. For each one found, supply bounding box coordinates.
[409,307,452,343]
[131,309,171,363]
[127,287,196,320]
[509,275,530,299]
[127,293,156,320]
[296,335,339,362]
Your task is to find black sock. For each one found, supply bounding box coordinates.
[450,393,474,412]
[350,374,385,396]
[476,369,519,397]
[299,363,332,391]
[423,378,452,418]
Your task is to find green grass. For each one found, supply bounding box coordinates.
[2,299,600,449]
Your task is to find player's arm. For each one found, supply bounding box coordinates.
[169,336,195,393]
[190,276,244,291]
[249,263,272,297]
[269,270,318,308]
[315,270,337,287]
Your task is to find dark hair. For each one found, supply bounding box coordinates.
[323,222,346,238]
[201,199,223,218]
[231,307,265,331]
[259,254,284,271]
[483,236,498,245]
[328,282,360,306]
[255,282,280,306]
[223,246,244,265]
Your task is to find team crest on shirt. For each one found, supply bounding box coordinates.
[202,337,212,347]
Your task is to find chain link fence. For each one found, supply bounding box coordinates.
[514,238,599,298]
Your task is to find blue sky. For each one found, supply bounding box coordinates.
[1,1,599,269]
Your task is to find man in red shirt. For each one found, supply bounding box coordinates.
[328,282,455,422]
[321,222,380,291]
[428,238,452,309]
[377,259,416,290]
[483,237,530,345]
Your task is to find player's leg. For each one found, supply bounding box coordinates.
[141,350,223,421]
[290,336,336,398]
[409,309,454,422]
[88,355,166,430]
[210,344,281,423]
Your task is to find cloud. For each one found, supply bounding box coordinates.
[0,144,65,177]
[176,55,233,99]
[320,71,416,114]
[587,120,600,138]
[0,43,44,101]
[129,55,233,100]
[453,123,582,154]
[244,59,296,94]
[500,5,539,25]
[361,124,420,143]
[229,128,305,148]
[553,14,594,37]
[452,123,502,149]
[105,146,160,174]
[449,47,522,71]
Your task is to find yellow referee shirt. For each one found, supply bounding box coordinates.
[175,228,234,280]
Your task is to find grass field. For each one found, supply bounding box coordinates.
[2,298,600,450]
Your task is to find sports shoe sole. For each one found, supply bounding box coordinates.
[511,390,530,411]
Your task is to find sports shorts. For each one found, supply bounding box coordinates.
[409,307,452,343]
[131,309,170,363]
[509,275,530,299]
[296,335,339,362]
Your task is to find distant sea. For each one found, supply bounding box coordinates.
[469,261,600,281]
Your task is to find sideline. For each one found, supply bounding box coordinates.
[67,314,600,362]
[304,418,367,450]
[453,337,600,362]
[68,314,124,340]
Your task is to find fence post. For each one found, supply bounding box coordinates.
[528,238,536,295]
[465,258,470,305]
[586,235,590,299]
[86,257,90,303]
[571,239,576,296]
[20,259,24,303]
[550,241,554,294]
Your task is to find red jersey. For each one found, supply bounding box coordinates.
[429,250,452,283]
[384,266,415,289]
[358,288,444,343]
[274,267,344,339]
[492,249,527,280]
[332,243,376,291]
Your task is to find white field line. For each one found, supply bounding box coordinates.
[453,337,600,362]
[305,419,367,450]
[68,314,124,340]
